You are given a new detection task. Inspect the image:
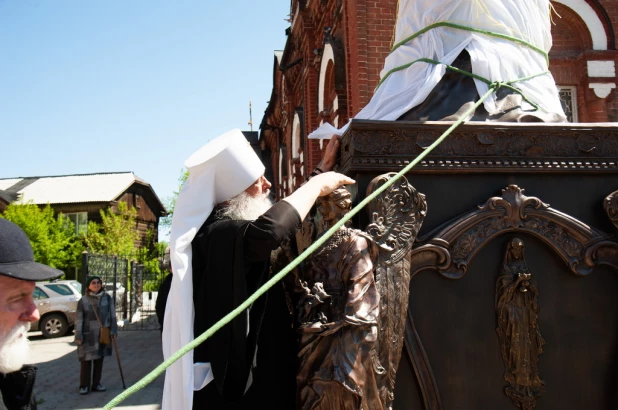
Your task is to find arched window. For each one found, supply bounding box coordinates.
[554,0,608,50]
[318,43,336,115]
[292,111,302,160]
[279,144,288,192]
[278,147,284,188]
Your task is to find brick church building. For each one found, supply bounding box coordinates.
[260,0,618,199]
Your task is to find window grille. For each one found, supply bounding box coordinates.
[558,86,578,123]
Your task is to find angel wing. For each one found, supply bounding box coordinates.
[365,172,427,409]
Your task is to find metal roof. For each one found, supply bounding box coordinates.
[0,179,21,191]
[0,172,142,205]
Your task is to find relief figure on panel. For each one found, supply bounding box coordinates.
[496,238,546,409]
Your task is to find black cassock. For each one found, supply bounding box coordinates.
[192,200,300,409]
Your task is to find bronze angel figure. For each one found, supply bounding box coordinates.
[275,173,427,410]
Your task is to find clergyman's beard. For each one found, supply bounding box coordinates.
[217,191,274,221]
[0,322,31,373]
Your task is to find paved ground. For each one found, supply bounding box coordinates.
[27,329,165,410]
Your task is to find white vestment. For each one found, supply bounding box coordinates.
[161,129,265,410]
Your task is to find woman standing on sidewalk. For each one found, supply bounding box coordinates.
[74,276,118,395]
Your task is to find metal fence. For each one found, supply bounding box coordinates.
[81,251,166,331]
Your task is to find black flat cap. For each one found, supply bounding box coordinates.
[0,218,63,281]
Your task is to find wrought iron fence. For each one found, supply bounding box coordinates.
[81,251,167,331]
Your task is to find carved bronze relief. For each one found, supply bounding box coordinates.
[496,238,546,409]
[409,184,618,279]
[604,190,618,230]
[366,173,427,409]
[339,120,618,175]
[404,185,618,410]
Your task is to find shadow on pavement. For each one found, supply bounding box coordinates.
[28,330,164,410]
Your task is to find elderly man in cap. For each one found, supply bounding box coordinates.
[0,218,64,409]
[162,129,352,409]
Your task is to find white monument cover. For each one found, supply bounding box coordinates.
[309,0,565,139]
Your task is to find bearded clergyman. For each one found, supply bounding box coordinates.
[162,129,354,409]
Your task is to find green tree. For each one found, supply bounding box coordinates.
[84,201,139,255]
[135,231,168,291]
[1,203,83,272]
[159,168,189,237]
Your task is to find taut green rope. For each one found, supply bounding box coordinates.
[103,84,500,409]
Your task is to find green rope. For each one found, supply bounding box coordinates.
[390,22,548,65]
[375,57,549,112]
[103,84,500,410]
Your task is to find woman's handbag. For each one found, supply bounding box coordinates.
[99,326,112,345]
[89,296,112,345]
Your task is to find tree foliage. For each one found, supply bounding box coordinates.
[83,201,139,255]
[1,200,170,287]
[159,168,189,236]
[1,203,83,271]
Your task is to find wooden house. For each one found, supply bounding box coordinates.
[0,172,167,248]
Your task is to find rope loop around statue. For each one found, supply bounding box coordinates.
[376,57,549,113]
[390,22,549,65]
[103,79,509,410]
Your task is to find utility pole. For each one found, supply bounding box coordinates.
[248,101,253,131]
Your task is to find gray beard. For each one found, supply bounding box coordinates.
[0,322,30,373]
[217,191,274,221]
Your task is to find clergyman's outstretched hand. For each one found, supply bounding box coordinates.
[310,171,355,197]
[319,135,340,172]
[282,171,354,220]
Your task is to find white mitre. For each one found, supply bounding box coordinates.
[162,128,265,410]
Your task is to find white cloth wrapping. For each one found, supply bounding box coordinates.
[162,129,265,410]
[308,0,565,139]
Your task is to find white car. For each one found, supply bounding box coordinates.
[32,280,82,338]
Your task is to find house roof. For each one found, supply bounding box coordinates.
[0,179,22,191]
[0,190,18,204]
[0,172,166,215]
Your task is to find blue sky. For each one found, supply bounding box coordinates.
[0,0,291,240]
